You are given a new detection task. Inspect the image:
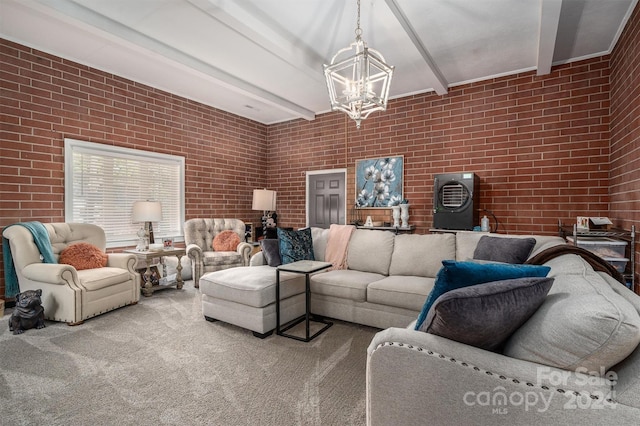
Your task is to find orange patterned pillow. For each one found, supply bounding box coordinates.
[212,230,241,252]
[59,242,108,270]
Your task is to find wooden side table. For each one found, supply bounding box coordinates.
[124,248,186,297]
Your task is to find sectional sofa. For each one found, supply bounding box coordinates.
[367,253,640,425]
[199,226,640,424]
[199,227,563,334]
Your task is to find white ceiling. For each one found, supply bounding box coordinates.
[1,0,637,125]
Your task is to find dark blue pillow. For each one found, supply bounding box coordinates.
[414,260,551,330]
[277,227,315,265]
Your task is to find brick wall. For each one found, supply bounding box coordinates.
[610,4,640,290]
[268,57,612,237]
[3,16,640,297]
[1,38,268,296]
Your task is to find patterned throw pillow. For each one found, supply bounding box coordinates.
[212,230,241,251]
[59,242,108,270]
[277,228,315,265]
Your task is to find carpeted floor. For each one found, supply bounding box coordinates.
[0,283,380,425]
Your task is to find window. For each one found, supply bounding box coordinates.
[64,138,185,248]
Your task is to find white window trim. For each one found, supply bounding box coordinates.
[64,138,185,248]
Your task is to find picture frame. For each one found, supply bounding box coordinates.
[355,156,404,208]
[163,238,174,249]
[245,223,255,243]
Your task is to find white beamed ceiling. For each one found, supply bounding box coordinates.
[0,0,637,125]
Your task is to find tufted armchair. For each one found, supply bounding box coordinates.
[184,219,252,288]
[2,223,139,325]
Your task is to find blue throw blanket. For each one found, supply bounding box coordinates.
[3,221,57,298]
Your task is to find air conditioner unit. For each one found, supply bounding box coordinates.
[433,173,479,230]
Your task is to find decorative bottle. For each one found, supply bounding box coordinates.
[481,215,490,232]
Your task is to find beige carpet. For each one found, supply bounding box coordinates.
[0,283,380,425]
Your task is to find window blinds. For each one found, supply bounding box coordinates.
[64,139,185,248]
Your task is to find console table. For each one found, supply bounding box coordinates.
[356,225,416,234]
[124,248,185,297]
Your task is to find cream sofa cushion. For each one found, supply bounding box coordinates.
[199,266,305,309]
[389,233,455,277]
[347,230,395,275]
[311,270,383,302]
[311,227,330,262]
[367,275,435,311]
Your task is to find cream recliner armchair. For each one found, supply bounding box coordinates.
[3,223,139,325]
[184,218,252,288]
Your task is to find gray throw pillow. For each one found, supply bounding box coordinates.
[260,239,281,267]
[473,235,536,264]
[421,277,554,352]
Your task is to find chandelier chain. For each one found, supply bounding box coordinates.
[355,0,362,40]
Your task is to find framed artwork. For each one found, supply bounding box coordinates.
[355,156,404,208]
[163,238,174,249]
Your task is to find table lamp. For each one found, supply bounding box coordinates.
[252,189,276,232]
[132,200,162,250]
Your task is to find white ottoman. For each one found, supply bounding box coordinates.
[199,265,307,338]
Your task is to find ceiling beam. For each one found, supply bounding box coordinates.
[537,0,563,76]
[384,0,448,95]
[187,0,325,84]
[34,0,316,121]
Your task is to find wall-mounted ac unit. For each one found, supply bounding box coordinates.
[433,173,479,230]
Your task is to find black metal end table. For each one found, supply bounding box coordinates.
[276,260,333,342]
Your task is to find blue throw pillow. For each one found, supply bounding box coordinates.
[414,260,551,330]
[277,227,315,265]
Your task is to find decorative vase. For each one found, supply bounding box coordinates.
[400,204,410,228]
[391,205,401,227]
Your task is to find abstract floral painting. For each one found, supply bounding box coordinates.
[355,156,403,208]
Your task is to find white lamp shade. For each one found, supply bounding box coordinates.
[252,189,276,211]
[132,201,162,222]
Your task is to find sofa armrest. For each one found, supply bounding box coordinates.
[106,252,137,272]
[250,251,266,266]
[237,241,252,266]
[22,263,80,286]
[367,328,625,425]
[186,243,204,287]
[186,243,203,261]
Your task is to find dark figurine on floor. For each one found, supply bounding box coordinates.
[9,289,46,335]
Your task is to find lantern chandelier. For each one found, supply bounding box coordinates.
[323,0,394,129]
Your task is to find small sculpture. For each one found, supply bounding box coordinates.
[9,289,46,335]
